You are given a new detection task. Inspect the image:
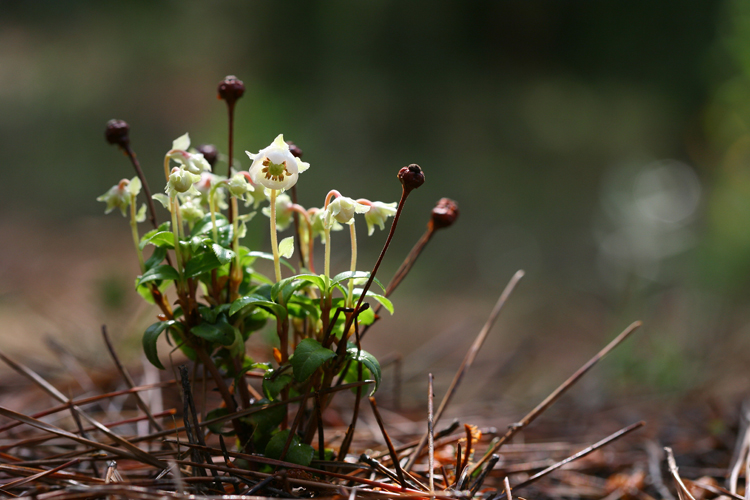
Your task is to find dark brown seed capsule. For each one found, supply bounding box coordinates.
[430,198,459,230]
[286,141,303,158]
[196,144,219,168]
[105,119,130,149]
[397,164,425,192]
[217,75,245,105]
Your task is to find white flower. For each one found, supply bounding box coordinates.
[195,172,222,196]
[309,208,342,242]
[168,133,211,174]
[363,201,397,236]
[245,134,309,191]
[179,199,205,225]
[261,193,294,231]
[226,173,254,197]
[97,179,131,216]
[167,167,201,197]
[324,196,370,228]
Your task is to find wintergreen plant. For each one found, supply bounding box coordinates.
[99,76,447,465]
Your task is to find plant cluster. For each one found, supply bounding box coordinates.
[99,76,457,466]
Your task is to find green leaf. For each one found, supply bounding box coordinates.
[230,295,287,320]
[287,297,320,321]
[247,251,296,272]
[140,222,171,247]
[191,213,229,236]
[211,243,235,265]
[294,274,327,293]
[191,316,237,346]
[264,430,315,467]
[262,374,293,400]
[142,320,175,370]
[184,252,222,278]
[279,236,295,259]
[291,339,335,382]
[330,271,385,293]
[136,265,179,287]
[346,346,381,396]
[205,408,234,436]
[144,247,167,271]
[353,288,394,315]
[139,230,174,250]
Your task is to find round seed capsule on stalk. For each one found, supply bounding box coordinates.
[105,119,130,149]
[398,164,425,192]
[430,198,459,230]
[217,75,245,104]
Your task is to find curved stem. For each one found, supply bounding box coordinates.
[123,144,159,230]
[347,223,357,308]
[163,155,171,182]
[269,189,282,284]
[324,227,332,279]
[342,187,411,339]
[227,103,236,225]
[129,194,145,273]
[170,196,185,285]
[209,186,219,243]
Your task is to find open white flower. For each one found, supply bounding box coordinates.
[245,134,309,191]
[324,196,370,228]
[364,201,397,236]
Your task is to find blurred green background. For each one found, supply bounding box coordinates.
[2,0,750,407]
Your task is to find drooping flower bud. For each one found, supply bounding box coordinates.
[262,193,295,231]
[226,172,254,197]
[364,201,397,236]
[324,196,370,227]
[105,119,130,149]
[196,144,219,169]
[97,178,131,216]
[430,198,459,230]
[217,75,245,105]
[398,164,425,192]
[167,167,200,196]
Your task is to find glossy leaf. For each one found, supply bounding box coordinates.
[346,345,381,396]
[142,320,175,370]
[265,430,315,467]
[139,231,174,250]
[229,295,287,320]
[136,265,179,287]
[262,374,293,400]
[353,288,394,315]
[190,316,237,346]
[331,271,385,293]
[247,251,296,272]
[184,252,222,278]
[291,339,335,382]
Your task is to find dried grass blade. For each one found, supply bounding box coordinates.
[0,351,165,469]
[472,320,641,474]
[665,446,697,500]
[101,325,163,433]
[497,421,645,498]
[0,406,164,469]
[405,270,524,472]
